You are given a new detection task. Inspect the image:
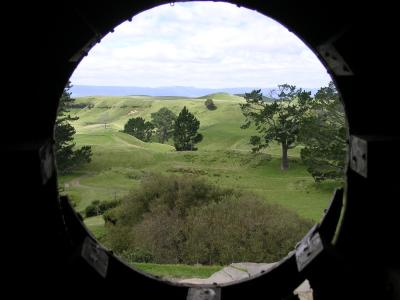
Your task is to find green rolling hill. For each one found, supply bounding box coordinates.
[60,93,337,222]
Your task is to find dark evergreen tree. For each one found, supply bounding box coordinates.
[240,85,312,170]
[173,106,203,151]
[55,81,92,174]
[123,117,154,142]
[151,107,176,143]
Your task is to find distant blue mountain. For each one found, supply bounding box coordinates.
[71,85,319,98]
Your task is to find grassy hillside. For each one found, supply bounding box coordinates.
[71,94,260,151]
[61,93,341,278]
[198,92,245,101]
[61,94,336,221]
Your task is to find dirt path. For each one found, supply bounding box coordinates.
[63,173,96,189]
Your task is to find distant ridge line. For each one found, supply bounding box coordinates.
[71,85,319,98]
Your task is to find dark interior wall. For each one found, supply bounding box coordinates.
[2,1,399,299]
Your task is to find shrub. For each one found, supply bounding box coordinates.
[205,99,217,110]
[85,204,99,218]
[131,207,186,263]
[104,174,234,226]
[85,199,120,218]
[99,200,120,212]
[184,196,313,264]
[121,248,154,264]
[103,174,313,265]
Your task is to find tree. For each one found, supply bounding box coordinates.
[55,81,92,174]
[173,106,203,151]
[150,107,176,143]
[123,117,154,142]
[204,99,217,110]
[240,84,312,170]
[299,82,346,182]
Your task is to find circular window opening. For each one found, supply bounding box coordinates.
[56,1,346,289]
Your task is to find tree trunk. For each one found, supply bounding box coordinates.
[161,128,167,144]
[281,143,289,170]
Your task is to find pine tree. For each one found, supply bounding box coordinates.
[55,81,92,173]
[173,107,203,151]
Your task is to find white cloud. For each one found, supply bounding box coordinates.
[71,1,331,88]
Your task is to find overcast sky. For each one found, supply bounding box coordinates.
[70,1,331,89]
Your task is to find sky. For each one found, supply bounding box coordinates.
[70,1,331,89]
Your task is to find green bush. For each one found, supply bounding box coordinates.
[121,248,154,263]
[85,204,99,218]
[205,99,217,110]
[99,200,119,212]
[103,174,313,265]
[85,199,120,218]
[184,197,312,264]
[104,174,234,226]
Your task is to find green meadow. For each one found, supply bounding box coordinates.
[59,93,339,278]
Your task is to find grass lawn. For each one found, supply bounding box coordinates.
[84,215,107,240]
[131,263,223,279]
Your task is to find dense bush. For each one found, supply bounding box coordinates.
[205,99,217,110]
[103,174,233,224]
[184,197,311,264]
[120,248,154,263]
[103,174,313,265]
[85,199,120,218]
[85,204,99,218]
